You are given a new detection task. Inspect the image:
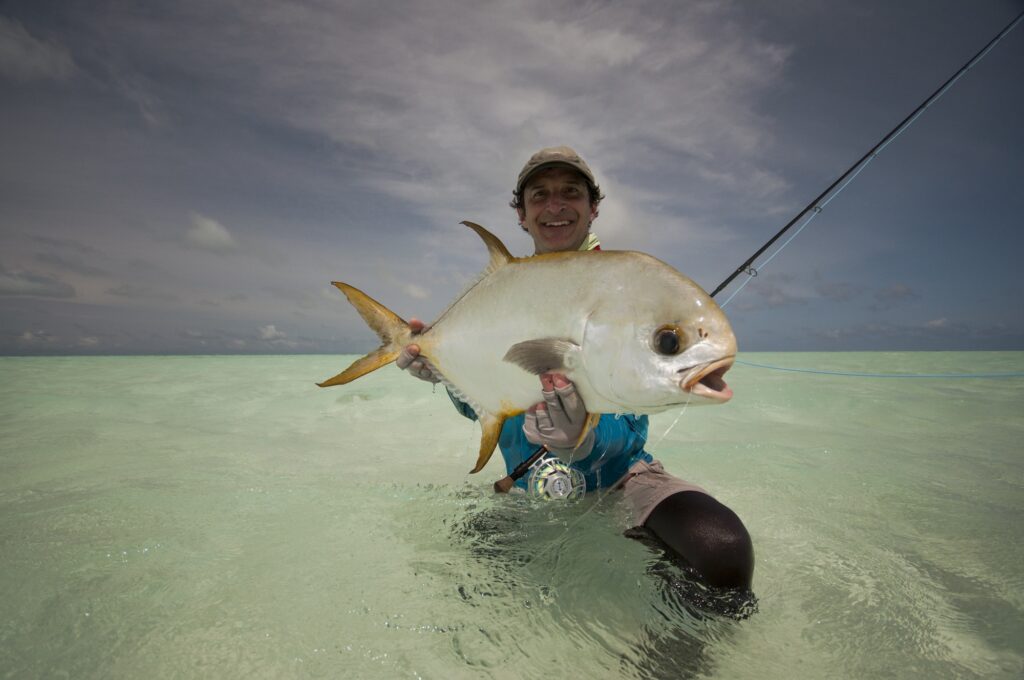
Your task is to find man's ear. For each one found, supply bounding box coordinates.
[590,203,599,221]
[517,208,527,231]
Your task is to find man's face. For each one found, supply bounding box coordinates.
[518,166,597,254]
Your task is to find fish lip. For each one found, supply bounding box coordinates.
[680,356,735,402]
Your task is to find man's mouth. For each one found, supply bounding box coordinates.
[541,219,573,228]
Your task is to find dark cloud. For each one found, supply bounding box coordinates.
[105,282,178,302]
[815,280,863,303]
[0,266,75,298]
[0,16,75,81]
[869,283,918,311]
[804,317,1023,350]
[34,251,108,277]
[30,235,100,255]
[1,1,1021,353]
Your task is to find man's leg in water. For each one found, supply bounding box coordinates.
[644,491,754,590]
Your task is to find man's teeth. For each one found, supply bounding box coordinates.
[545,221,570,227]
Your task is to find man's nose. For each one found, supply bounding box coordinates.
[544,194,567,213]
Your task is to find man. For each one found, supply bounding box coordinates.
[399,146,754,590]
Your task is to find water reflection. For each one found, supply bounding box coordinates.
[443,491,758,678]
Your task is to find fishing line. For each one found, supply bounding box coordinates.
[711,8,1024,306]
[525,394,695,566]
[735,358,1024,379]
[647,393,693,451]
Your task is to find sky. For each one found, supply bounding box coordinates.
[1,0,1022,355]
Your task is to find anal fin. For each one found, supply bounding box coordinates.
[470,413,508,474]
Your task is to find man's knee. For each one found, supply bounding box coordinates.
[644,491,754,590]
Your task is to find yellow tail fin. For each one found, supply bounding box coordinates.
[317,282,408,387]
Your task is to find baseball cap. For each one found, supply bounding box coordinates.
[515,146,596,195]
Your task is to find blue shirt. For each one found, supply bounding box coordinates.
[448,391,653,492]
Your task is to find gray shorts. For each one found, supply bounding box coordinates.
[615,459,709,527]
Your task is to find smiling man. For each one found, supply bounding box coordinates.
[514,148,598,254]
[400,146,754,591]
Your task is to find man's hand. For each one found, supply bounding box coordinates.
[396,318,441,384]
[523,373,594,457]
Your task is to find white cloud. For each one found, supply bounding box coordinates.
[259,324,285,340]
[403,283,429,300]
[186,214,239,253]
[926,318,949,329]
[0,16,75,81]
[19,330,55,343]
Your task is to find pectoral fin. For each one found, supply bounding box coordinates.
[470,413,507,474]
[503,338,581,375]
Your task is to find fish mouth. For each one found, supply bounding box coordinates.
[680,356,734,403]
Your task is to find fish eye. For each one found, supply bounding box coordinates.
[653,325,682,355]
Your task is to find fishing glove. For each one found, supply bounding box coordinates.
[523,374,595,460]
[397,344,441,384]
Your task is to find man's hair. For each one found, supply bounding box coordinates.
[509,178,605,213]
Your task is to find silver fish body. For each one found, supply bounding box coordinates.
[319,221,736,473]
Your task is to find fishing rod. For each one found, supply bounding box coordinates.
[710,8,1024,301]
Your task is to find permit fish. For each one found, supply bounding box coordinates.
[319,221,736,473]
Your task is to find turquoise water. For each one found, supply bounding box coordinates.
[1,353,1022,679]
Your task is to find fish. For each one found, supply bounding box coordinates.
[319,221,736,474]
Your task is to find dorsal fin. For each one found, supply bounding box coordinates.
[461,220,513,273]
[430,221,517,328]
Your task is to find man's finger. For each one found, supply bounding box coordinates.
[397,345,419,370]
[553,383,583,421]
[551,373,570,389]
[535,403,555,432]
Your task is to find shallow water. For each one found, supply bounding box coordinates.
[1,353,1022,679]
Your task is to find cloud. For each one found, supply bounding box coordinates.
[106,282,178,302]
[869,283,918,311]
[729,275,810,310]
[30,235,100,255]
[403,283,429,300]
[258,324,285,340]
[18,329,56,344]
[874,283,916,301]
[112,72,168,128]
[0,16,75,81]
[185,214,239,253]
[86,0,790,243]
[35,252,108,277]
[0,266,75,298]
[814,280,862,303]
